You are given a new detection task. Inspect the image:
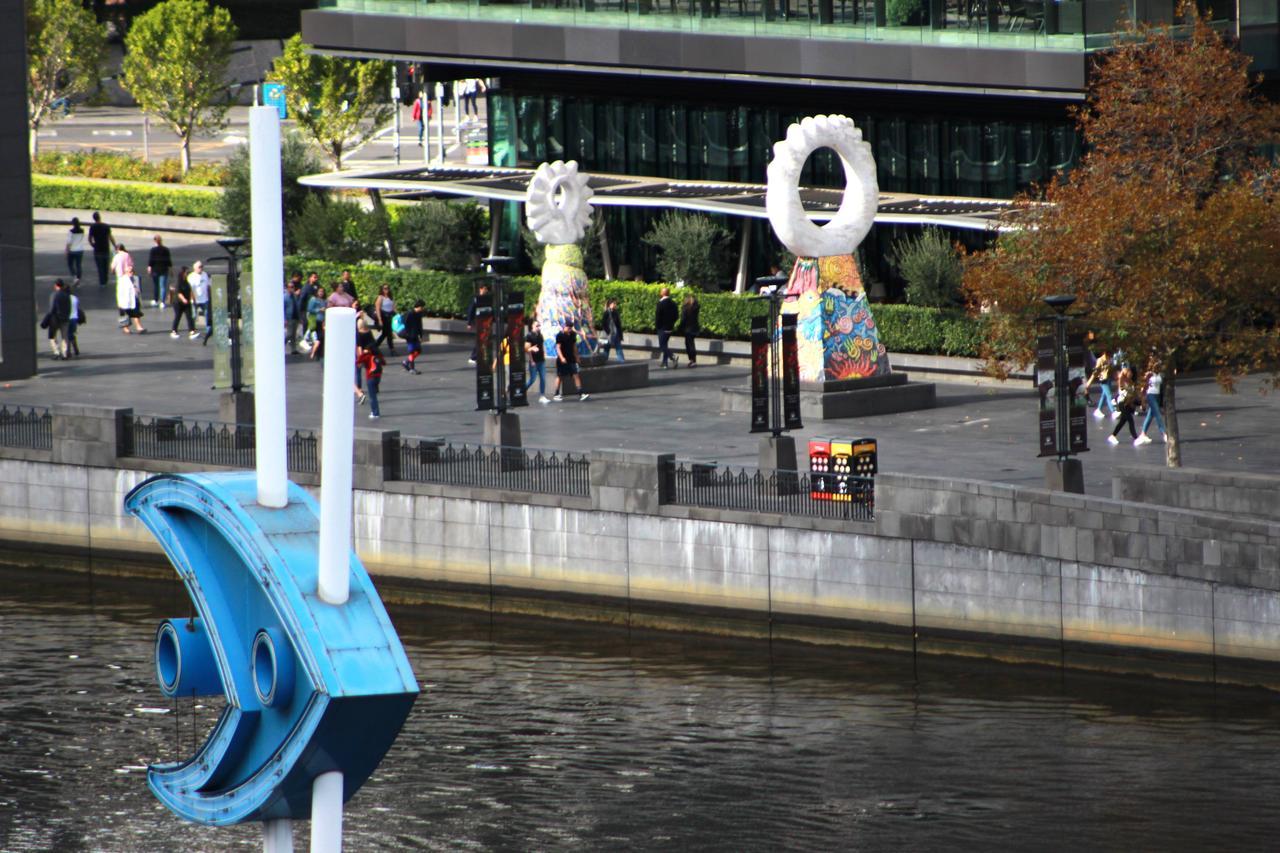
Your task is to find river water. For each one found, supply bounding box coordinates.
[3,567,1280,851]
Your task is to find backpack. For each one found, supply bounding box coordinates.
[391,311,406,338]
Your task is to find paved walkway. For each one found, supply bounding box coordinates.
[14,221,1280,496]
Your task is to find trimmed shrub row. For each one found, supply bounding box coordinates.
[32,174,222,219]
[285,256,985,357]
[32,151,228,186]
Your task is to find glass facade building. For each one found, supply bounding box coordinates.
[303,0,1278,286]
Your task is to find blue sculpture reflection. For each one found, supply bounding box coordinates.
[126,471,418,826]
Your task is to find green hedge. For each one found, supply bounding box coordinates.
[284,256,985,357]
[32,151,227,186]
[32,175,222,219]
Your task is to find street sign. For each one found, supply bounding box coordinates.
[263,83,287,120]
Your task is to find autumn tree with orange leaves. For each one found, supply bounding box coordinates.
[965,7,1280,467]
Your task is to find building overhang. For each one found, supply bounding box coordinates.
[301,9,1088,101]
[300,164,1028,232]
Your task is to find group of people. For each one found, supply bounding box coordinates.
[1086,346,1167,447]
[63,214,214,343]
[654,287,701,370]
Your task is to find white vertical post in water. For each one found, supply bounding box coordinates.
[250,105,288,509]
[310,771,344,853]
[317,307,356,606]
[263,818,293,852]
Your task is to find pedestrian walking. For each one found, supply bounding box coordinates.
[553,320,589,401]
[357,342,386,419]
[1088,350,1117,420]
[374,284,397,355]
[87,211,113,288]
[655,286,678,368]
[42,279,73,359]
[1107,368,1140,445]
[412,93,426,145]
[308,284,330,361]
[327,279,356,310]
[170,265,196,337]
[524,319,549,402]
[1136,359,1167,445]
[110,243,134,291]
[306,284,327,353]
[188,261,212,343]
[147,235,173,307]
[600,299,624,363]
[676,293,700,367]
[116,269,146,335]
[67,289,83,358]
[65,218,85,284]
[399,300,425,374]
[284,279,305,354]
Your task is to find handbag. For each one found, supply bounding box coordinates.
[39,313,51,330]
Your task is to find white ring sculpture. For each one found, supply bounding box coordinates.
[765,115,879,259]
[525,160,595,245]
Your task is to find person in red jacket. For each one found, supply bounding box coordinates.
[357,343,386,419]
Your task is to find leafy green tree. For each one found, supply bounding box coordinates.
[291,195,389,266]
[642,211,731,290]
[120,0,237,174]
[219,134,322,251]
[26,0,107,156]
[268,35,393,170]
[396,201,487,273]
[891,227,963,307]
[965,9,1280,467]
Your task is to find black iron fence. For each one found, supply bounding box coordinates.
[0,405,52,450]
[398,438,591,498]
[124,416,319,475]
[668,460,874,521]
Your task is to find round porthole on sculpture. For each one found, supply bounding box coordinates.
[525,160,595,246]
[764,114,879,259]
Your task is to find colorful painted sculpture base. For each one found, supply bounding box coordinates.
[536,244,597,354]
[783,254,891,384]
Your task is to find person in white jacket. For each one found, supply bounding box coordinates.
[115,252,146,334]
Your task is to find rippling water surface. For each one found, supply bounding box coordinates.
[3,568,1280,851]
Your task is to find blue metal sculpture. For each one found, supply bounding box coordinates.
[125,470,418,827]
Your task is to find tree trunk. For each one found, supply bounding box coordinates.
[180,133,192,175]
[1164,369,1181,467]
[29,122,39,157]
[330,142,344,171]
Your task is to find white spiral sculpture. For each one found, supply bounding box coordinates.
[525,160,595,246]
[765,115,878,259]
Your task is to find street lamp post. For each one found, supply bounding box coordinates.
[218,237,248,394]
[751,273,800,483]
[478,256,522,454]
[1040,293,1086,493]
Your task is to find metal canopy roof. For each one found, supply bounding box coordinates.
[299,165,1023,232]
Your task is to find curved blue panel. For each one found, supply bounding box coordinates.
[125,472,419,826]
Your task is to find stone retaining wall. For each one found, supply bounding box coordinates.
[4,410,1280,689]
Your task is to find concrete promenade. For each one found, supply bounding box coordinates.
[16,218,1280,496]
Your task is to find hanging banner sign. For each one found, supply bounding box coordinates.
[474,293,494,411]
[749,313,769,433]
[1035,333,1057,457]
[781,313,802,430]
[506,291,528,408]
[1067,332,1089,454]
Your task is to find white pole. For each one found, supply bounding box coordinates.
[317,307,356,606]
[264,818,293,852]
[435,83,445,164]
[310,771,344,853]
[250,106,289,509]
